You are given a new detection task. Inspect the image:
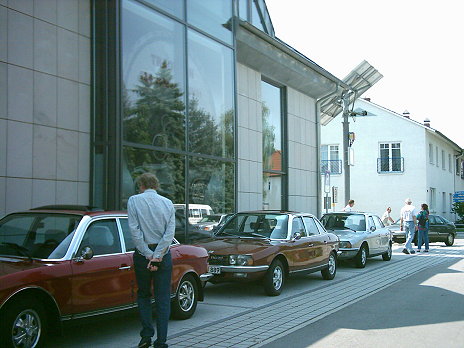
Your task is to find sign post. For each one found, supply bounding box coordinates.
[324,171,330,214]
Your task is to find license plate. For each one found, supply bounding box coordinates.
[208,265,221,274]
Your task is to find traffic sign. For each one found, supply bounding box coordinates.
[453,191,464,203]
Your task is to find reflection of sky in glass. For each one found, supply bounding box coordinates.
[188,30,234,126]
[122,0,185,103]
[187,0,233,44]
[261,81,282,150]
[144,0,184,19]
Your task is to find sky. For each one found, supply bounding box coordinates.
[265,0,464,148]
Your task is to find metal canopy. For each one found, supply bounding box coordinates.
[320,60,383,125]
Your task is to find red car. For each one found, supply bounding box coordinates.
[0,205,211,348]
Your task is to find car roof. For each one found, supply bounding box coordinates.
[235,210,313,216]
[8,205,127,218]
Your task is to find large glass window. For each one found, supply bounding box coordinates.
[261,81,284,210]
[144,0,184,19]
[187,30,234,158]
[122,0,186,150]
[187,0,233,44]
[122,146,185,207]
[189,157,234,214]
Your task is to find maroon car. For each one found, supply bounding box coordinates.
[0,206,211,348]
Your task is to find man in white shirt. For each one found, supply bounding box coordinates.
[400,198,417,254]
[382,207,395,226]
[343,199,355,212]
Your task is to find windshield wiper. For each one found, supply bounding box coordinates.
[0,242,32,260]
[241,232,269,239]
[216,231,239,237]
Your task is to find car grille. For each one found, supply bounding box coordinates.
[208,254,228,265]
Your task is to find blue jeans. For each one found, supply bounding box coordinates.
[134,249,172,348]
[404,221,416,251]
[417,228,429,250]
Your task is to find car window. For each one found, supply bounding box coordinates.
[79,219,122,256]
[118,218,135,252]
[434,216,445,225]
[303,217,319,236]
[368,216,375,230]
[428,215,437,224]
[321,214,366,231]
[314,218,327,234]
[373,216,383,229]
[291,217,306,237]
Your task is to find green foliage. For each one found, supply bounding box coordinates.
[451,202,464,222]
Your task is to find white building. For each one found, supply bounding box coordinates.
[320,98,464,221]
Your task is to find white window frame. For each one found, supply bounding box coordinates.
[379,142,402,172]
[429,143,434,164]
[441,150,445,170]
[430,187,436,212]
[449,153,452,172]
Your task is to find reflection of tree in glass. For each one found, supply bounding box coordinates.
[262,103,276,169]
[123,61,185,149]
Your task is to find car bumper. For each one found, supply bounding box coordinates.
[200,273,214,282]
[209,265,269,273]
[337,248,360,259]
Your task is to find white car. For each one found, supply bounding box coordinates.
[320,212,393,268]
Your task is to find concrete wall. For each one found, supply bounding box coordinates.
[287,88,318,214]
[236,63,319,214]
[0,0,91,217]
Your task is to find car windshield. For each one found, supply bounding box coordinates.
[0,213,82,259]
[321,213,366,232]
[216,213,289,239]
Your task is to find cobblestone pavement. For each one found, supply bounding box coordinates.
[168,246,464,348]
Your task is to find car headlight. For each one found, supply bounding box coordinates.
[229,255,253,266]
[339,241,352,248]
[203,225,214,231]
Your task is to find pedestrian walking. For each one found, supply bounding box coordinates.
[343,199,355,212]
[400,198,417,254]
[381,207,395,226]
[416,203,430,252]
[128,173,176,348]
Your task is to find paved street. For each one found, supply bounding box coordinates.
[50,238,464,348]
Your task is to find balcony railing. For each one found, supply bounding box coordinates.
[377,157,404,173]
[321,160,342,175]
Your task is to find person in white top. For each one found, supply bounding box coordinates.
[382,207,395,226]
[400,198,417,254]
[343,199,355,212]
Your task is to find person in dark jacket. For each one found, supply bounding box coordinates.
[416,203,429,252]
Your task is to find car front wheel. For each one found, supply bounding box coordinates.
[1,297,47,348]
[355,244,368,268]
[321,252,337,280]
[445,233,455,246]
[382,243,392,261]
[264,259,285,296]
[171,274,198,320]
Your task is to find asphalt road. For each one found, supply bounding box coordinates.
[48,239,464,348]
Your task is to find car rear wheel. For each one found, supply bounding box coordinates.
[321,252,337,280]
[171,274,198,320]
[445,233,455,246]
[264,259,284,296]
[355,244,368,268]
[1,297,47,348]
[382,243,392,261]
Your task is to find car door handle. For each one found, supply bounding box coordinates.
[324,240,328,244]
[119,265,131,270]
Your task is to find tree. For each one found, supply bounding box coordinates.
[451,202,464,223]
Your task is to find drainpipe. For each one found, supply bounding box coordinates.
[315,83,341,215]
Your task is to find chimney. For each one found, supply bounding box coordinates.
[403,110,410,119]
[424,118,431,127]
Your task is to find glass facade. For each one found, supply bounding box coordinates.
[261,80,284,210]
[115,0,235,242]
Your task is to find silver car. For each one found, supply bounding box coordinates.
[320,212,393,268]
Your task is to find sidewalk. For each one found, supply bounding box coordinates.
[168,244,464,347]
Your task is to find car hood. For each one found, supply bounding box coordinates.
[326,229,362,240]
[195,237,274,255]
[0,256,48,278]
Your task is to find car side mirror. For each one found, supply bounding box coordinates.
[293,232,302,240]
[370,226,376,232]
[81,246,94,260]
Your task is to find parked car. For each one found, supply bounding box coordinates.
[320,212,392,268]
[196,211,339,296]
[389,214,457,246]
[0,205,211,348]
[195,214,233,232]
[174,211,214,243]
